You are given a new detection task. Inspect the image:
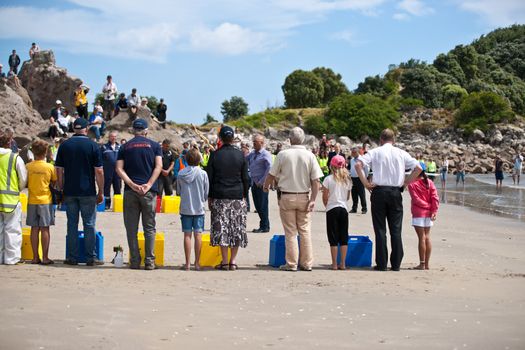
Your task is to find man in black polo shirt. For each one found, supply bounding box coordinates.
[157,139,175,197]
[55,118,105,266]
[116,119,162,270]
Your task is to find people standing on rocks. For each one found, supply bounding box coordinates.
[512,151,523,186]
[55,118,105,266]
[408,167,439,270]
[102,75,117,120]
[176,148,209,271]
[439,156,449,189]
[157,139,175,197]
[74,82,90,120]
[156,98,167,129]
[101,131,121,210]
[26,140,56,265]
[0,130,27,265]
[348,146,368,214]
[115,119,162,270]
[8,50,20,75]
[29,43,40,59]
[247,134,273,233]
[206,126,249,271]
[264,127,323,272]
[456,157,466,187]
[322,155,351,270]
[127,88,140,107]
[494,155,504,189]
[355,129,422,271]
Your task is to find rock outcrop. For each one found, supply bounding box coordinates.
[0,78,46,147]
[18,50,82,119]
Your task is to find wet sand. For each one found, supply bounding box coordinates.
[0,192,524,349]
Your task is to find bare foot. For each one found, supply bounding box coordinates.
[31,259,41,264]
[338,265,346,270]
[180,264,190,271]
[331,264,338,270]
[194,264,201,271]
[425,265,430,270]
[41,259,54,265]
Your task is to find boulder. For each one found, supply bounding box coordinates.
[18,50,82,119]
[337,136,352,146]
[0,80,47,148]
[489,129,503,146]
[469,129,485,143]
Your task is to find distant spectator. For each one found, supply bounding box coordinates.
[89,107,105,142]
[102,75,117,120]
[513,151,523,186]
[8,50,21,75]
[120,138,127,145]
[29,43,40,59]
[156,98,167,129]
[74,82,90,120]
[115,93,128,115]
[319,134,329,154]
[158,139,175,197]
[56,108,70,135]
[140,97,150,111]
[127,88,140,107]
[328,143,345,170]
[273,143,282,156]
[6,128,18,153]
[128,105,139,120]
[0,64,5,78]
[50,100,65,120]
[47,117,62,139]
[101,131,121,210]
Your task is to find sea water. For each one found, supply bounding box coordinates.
[438,174,525,222]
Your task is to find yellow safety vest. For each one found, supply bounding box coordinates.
[0,152,20,213]
[426,161,437,173]
[201,153,210,168]
[318,157,329,174]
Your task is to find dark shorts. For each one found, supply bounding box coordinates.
[181,214,205,233]
[326,207,349,246]
[495,171,504,181]
[26,204,55,227]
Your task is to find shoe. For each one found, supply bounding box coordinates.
[349,209,357,213]
[145,263,156,270]
[253,228,270,233]
[279,264,297,272]
[390,267,400,271]
[361,209,367,214]
[299,266,312,271]
[373,265,387,271]
[87,259,105,266]
[129,264,140,270]
[63,259,78,266]
[252,228,263,233]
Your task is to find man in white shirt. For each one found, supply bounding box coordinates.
[102,75,117,120]
[513,151,523,185]
[127,88,141,107]
[264,127,323,272]
[355,129,422,271]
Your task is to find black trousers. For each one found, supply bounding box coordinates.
[370,186,404,270]
[351,177,367,211]
[157,174,173,196]
[326,207,348,246]
[76,104,89,120]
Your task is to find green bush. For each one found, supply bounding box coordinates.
[326,94,399,139]
[442,84,468,109]
[282,70,324,108]
[304,115,329,136]
[230,109,301,130]
[455,91,514,134]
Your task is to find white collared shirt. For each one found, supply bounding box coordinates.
[358,143,418,187]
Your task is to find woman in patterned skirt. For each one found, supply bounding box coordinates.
[206,125,250,270]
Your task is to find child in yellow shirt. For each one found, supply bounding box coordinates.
[26,140,57,264]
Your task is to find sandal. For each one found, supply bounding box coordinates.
[214,263,229,271]
[41,260,55,265]
[180,264,190,271]
[229,263,238,271]
[31,259,41,264]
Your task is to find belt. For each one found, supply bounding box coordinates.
[281,191,309,195]
[375,186,402,190]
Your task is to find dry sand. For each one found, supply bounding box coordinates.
[1,191,524,350]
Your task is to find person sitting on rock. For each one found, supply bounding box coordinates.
[88,106,105,142]
[156,98,167,129]
[29,42,40,59]
[115,93,128,115]
[57,108,70,135]
[128,105,139,120]
[127,88,140,107]
[8,50,21,75]
[47,117,62,139]
[50,100,65,121]
[140,97,150,111]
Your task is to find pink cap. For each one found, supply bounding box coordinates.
[330,155,346,168]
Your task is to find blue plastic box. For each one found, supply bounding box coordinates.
[269,234,301,267]
[337,235,373,267]
[96,197,106,212]
[65,231,104,263]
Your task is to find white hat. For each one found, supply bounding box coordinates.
[56,99,62,104]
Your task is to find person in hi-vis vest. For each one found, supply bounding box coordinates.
[0,131,27,264]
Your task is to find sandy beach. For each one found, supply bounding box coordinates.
[0,190,524,350]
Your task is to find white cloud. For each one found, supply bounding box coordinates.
[0,0,389,61]
[395,0,434,19]
[457,0,525,26]
[331,30,357,43]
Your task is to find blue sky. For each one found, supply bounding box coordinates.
[1,0,524,123]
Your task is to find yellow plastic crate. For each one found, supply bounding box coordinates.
[21,227,43,261]
[161,195,180,214]
[20,193,28,213]
[199,233,231,267]
[128,232,165,266]
[113,194,123,213]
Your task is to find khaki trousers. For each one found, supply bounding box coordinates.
[278,193,313,269]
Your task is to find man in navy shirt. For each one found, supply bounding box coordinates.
[101,131,121,210]
[55,118,104,266]
[116,119,162,270]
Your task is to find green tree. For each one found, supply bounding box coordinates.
[221,96,249,122]
[282,70,324,108]
[455,91,514,134]
[400,67,442,107]
[203,113,218,125]
[312,67,349,104]
[442,84,468,109]
[355,75,396,98]
[325,94,399,139]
